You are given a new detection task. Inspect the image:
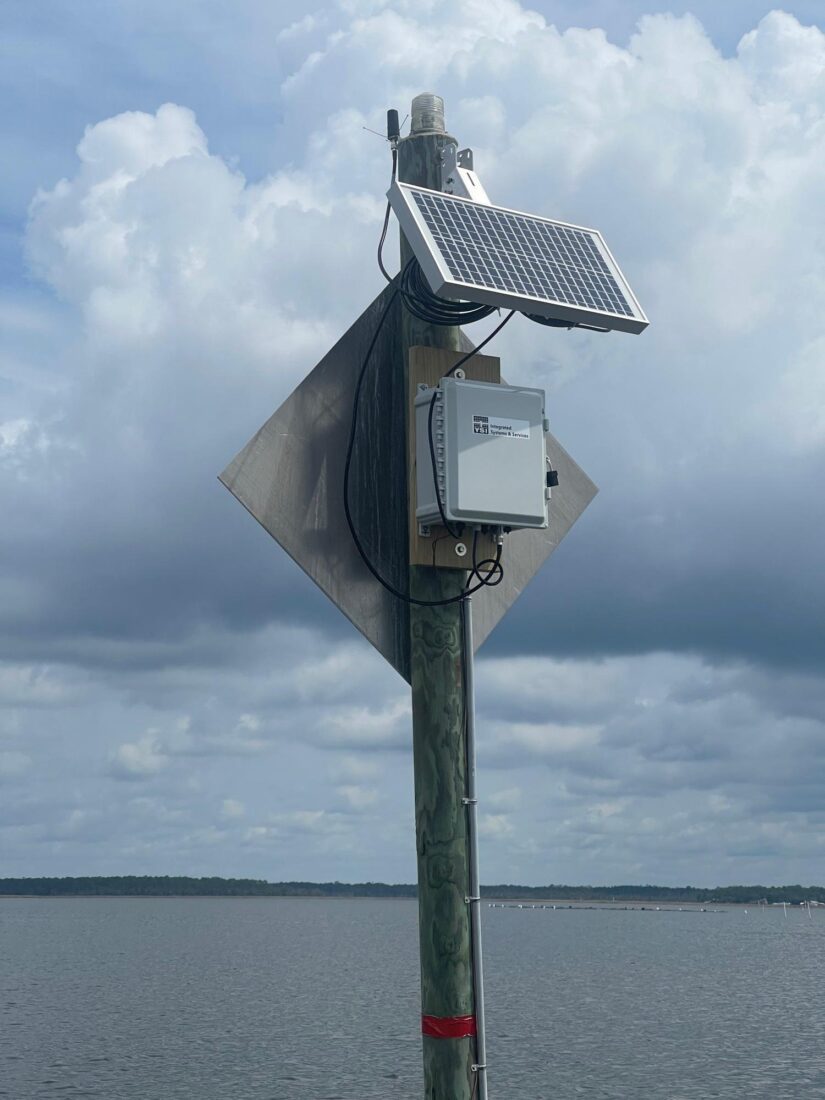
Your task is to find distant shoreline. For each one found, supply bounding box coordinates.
[2,877,823,905]
[1,894,796,911]
[0,893,418,901]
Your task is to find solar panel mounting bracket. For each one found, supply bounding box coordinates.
[441,145,491,206]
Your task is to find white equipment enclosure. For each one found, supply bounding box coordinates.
[415,378,550,531]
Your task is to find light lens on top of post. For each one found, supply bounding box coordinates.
[410,93,446,134]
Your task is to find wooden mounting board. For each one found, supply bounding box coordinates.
[408,345,501,570]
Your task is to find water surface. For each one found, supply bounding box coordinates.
[2,898,823,1098]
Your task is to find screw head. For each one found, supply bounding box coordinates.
[455,542,467,557]
[454,368,466,380]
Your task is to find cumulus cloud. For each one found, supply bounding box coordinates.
[6,6,825,676]
[473,649,825,882]
[479,813,515,840]
[487,786,522,811]
[0,664,83,707]
[108,732,169,779]
[3,2,825,883]
[333,755,382,782]
[318,700,411,750]
[25,101,380,356]
[336,784,379,811]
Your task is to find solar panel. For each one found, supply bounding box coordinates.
[388,181,648,334]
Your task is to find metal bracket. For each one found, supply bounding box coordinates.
[465,895,481,904]
[441,146,492,205]
[472,1064,487,1073]
[462,797,478,805]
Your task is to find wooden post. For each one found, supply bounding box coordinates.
[398,96,477,1100]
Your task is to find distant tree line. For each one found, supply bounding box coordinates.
[480,883,825,904]
[0,877,415,898]
[1,877,824,903]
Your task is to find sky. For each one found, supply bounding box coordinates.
[2,0,825,888]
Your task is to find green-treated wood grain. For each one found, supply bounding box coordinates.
[410,568,475,1099]
[399,126,476,1099]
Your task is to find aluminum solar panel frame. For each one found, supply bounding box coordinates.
[389,180,649,335]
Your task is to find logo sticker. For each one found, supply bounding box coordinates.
[472,414,530,440]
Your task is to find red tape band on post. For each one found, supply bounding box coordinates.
[421,1014,477,1039]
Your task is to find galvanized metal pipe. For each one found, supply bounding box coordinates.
[462,594,488,1100]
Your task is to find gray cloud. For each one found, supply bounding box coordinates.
[2,2,825,885]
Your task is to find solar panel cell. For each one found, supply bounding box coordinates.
[389,182,648,334]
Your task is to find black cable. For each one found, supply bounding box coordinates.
[377,148,493,326]
[467,528,504,590]
[342,283,507,608]
[376,138,492,328]
[380,139,609,341]
[425,309,516,541]
[524,312,572,329]
[377,148,398,283]
[525,311,610,333]
[466,539,502,595]
[443,309,515,376]
[400,258,495,326]
[347,147,514,606]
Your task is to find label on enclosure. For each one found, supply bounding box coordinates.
[472,414,529,440]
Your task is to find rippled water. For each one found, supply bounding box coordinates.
[2,898,824,1098]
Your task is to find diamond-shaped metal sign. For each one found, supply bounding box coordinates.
[219,282,597,682]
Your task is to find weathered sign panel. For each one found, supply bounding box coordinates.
[220,283,597,682]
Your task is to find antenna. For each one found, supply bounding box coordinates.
[387,109,400,145]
